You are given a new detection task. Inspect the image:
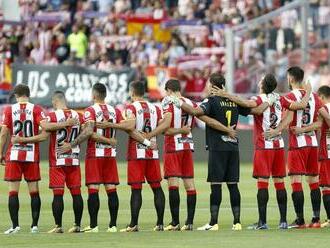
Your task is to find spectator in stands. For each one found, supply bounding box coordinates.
[145,41,159,66]
[38,23,51,55]
[280,1,298,50]
[319,0,330,39]
[55,33,70,63]
[167,39,185,67]
[67,24,88,59]
[29,41,44,64]
[0,0,327,99]
[97,53,112,71]
[153,0,165,19]
[310,0,320,30]
[43,51,58,65]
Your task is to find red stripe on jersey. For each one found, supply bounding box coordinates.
[127,101,160,160]
[5,103,45,162]
[85,104,120,158]
[18,104,27,161]
[283,90,321,149]
[252,95,284,150]
[49,109,81,167]
[319,104,330,160]
[162,97,195,152]
[141,102,153,158]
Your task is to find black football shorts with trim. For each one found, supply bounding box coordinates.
[207,150,240,183]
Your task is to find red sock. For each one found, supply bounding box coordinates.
[291,182,303,192]
[309,182,319,191]
[9,191,18,197]
[70,188,81,196]
[186,190,197,195]
[322,190,330,196]
[131,183,142,190]
[149,182,161,189]
[88,188,99,194]
[106,188,117,194]
[257,181,269,189]
[53,189,64,196]
[274,182,285,191]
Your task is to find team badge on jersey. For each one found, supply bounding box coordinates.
[84,111,91,119]
[125,109,134,119]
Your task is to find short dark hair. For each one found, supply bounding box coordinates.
[209,72,226,88]
[165,79,181,92]
[13,84,30,97]
[318,85,330,98]
[52,90,66,101]
[130,81,145,97]
[287,66,304,83]
[92,83,107,100]
[262,74,277,94]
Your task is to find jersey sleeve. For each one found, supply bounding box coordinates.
[155,105,162,123]
[238,106,251,116]
[161,96,173,114]
[314,93,323,112]
[124,105,136,119]
[115,108,124,123]
[251,95,263,106]
[281,93,295,109]
[83,107,95,123]
[34,106,47,125]
[1,106,12,128]
[47,112,56,123]
[78,112,84,125]
[200,97,212,116]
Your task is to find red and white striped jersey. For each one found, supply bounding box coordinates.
[319,103,330,160]
[83,103,123,158]
[48,109,83,167]
[126,101,162,160]
[282,89,323,149]
[1,102,46,162]
[162,96,196,152]
[252,94,285,149]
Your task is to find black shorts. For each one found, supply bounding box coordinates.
[207,150,240,183]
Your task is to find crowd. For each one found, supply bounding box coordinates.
[0,0,329,99]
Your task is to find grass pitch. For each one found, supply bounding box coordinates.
[0,162,329,248]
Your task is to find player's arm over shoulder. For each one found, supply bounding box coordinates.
[116,107,135,132]
[319,106,330,128]
[187,97,212,117]
[250,97,269,115]
[283,91,311,111]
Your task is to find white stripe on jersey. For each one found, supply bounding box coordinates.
[55,110,66,166]
[292,89,318,147]
[173,103,183,150]
[10,103,36,162]
[260,94,273,149]
[106,104,117,157]
[181,98,194,150]
[92,104,104,157]
[133,102,146,159]
[91,104,117,157]
[292,90,307,147]
[54,110,80,166]
[274,97,285,148]
[133,101,159,159]
[326,104,330,158]
[309,95,318,146]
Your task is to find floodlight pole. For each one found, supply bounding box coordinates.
[328,24,330,67]
[225,27,235,94]
[300,0,309,64]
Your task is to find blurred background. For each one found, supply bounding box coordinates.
[0,0,329,161]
